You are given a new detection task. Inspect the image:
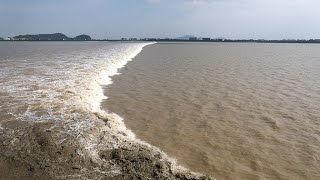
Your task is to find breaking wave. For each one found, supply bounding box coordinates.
[0,42,207,179]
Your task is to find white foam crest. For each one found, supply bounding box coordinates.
[0,42,205,178]
[0,42,154,123]
[0,42,155,161]
[50,42,157,165]
[70,42,155,114]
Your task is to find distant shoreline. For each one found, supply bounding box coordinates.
[0,33,320,44]
[2,39,320,44]
[2,33,320,44]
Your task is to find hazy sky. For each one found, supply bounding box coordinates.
[1,0,320,39]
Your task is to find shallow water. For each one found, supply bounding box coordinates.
[103,42,320,179]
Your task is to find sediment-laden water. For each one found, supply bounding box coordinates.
[103,42,320,179]
[0,42,208,179]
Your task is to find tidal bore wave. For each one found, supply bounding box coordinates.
[0,42,210,179]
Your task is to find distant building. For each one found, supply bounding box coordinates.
[202,38,211,41]
[129,38,137,41]
[121,38,127,41]
[189,37,197,41]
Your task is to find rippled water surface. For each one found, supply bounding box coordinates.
[103,42,320,179]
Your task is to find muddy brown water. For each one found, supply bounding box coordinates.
[103,42,320,179]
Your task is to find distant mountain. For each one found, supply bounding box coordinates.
[177,35,197,40]
[73,34,92,41]
[12,33,92,41]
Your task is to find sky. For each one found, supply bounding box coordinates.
[0,0,320,39]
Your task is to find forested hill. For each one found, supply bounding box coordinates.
[12,33,91,41]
